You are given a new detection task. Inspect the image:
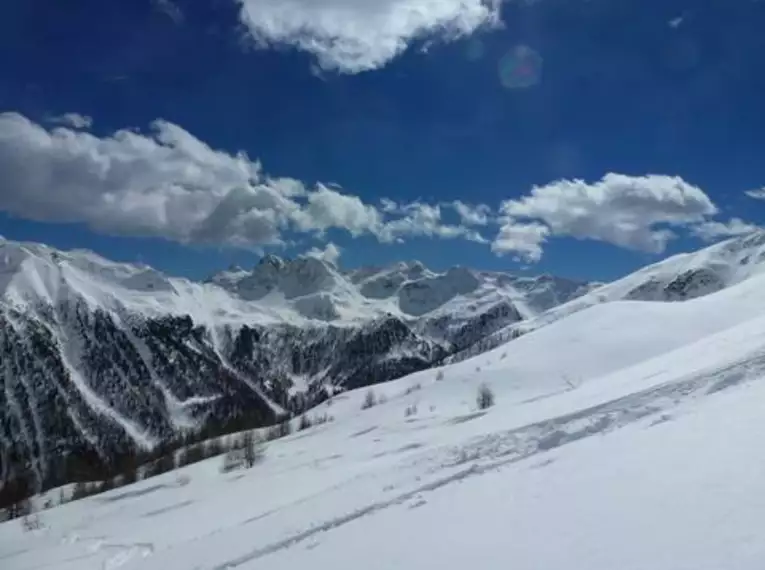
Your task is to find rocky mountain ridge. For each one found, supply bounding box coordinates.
[0,238,591,489]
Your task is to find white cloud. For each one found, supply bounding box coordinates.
[378,201,488,243]
[0,112,293,247]
[293,184,383,237]
[451,200,491,226]
[304,241,342,265]
[235,0,501,73]
[51,113,93,129]
[498,173,717,255]
[490,220,549,262]
[0,112,487,251]
[745,187,765,200]
[691,218,761,242]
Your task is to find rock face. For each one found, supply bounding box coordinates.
[0,239,592,489]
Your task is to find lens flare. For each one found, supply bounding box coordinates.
[498,45,543,89]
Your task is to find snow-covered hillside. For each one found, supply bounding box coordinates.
[0,237,591,490]
[446,230,765,363]
[6,252,765,569]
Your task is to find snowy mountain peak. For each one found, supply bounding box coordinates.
[504,230,765,340]
[258,253,286,270]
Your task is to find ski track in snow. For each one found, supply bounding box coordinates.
[210,349,765,568]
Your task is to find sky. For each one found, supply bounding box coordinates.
[1,0,765,283]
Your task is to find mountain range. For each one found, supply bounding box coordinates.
[3,231,765,489]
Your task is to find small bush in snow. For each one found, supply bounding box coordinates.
[221,432,263,472]
[221,449,246,473]
[121,465,138,485]
[435,370,445,381]
[144,454,175,479]
[404,383,422,395]
[241,431,263,468]
[405,404,418,417]
[22,512,43,532]
[312,412,333,425]
[361,389,377,410]
[476,383,495,410]
[266,420,292,441]
[178,444,206,468]
[71,481,93,501]
[298,414,312,431]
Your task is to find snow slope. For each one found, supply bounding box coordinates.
[6,261,765,569]
[447,230,765,363]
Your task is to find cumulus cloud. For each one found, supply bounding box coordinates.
[50,113,93,129]
[494,173,718,257]
[235,0,501,73]
[490,220,549,262]
[451,200,491,226]
[691,218,761,242]
[294,184,383,237]
[0,112,486,251]
[377,201,488,243]
[304,241,342,265]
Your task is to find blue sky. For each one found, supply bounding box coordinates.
[1,0,765,282]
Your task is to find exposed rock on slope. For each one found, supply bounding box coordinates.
[0,239,590,488]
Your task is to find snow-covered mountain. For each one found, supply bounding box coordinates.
[0,238,591,489]
[8,230,765,570]
[7,230,765,493]
[446,230,765,364]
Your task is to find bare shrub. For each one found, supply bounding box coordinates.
[22,512,43,532]
[266,420,292,441]
[361,389,377,410]
[435,370,445,381]
[205,439,224,458]
[121,465,138,486]
[298,414,312,431]
[312,413,333,425]
[221,448,245,473]
[404,404,418,417]
[476,383,495,410]
[404,383,422,395]
[222,432,263,472]
[241,431,263,468]
[178,444,206,468]
[144,453,175,479]
[71,481,93,501]
[562,374,578,390]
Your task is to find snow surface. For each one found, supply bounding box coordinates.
[6,263,765,569]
